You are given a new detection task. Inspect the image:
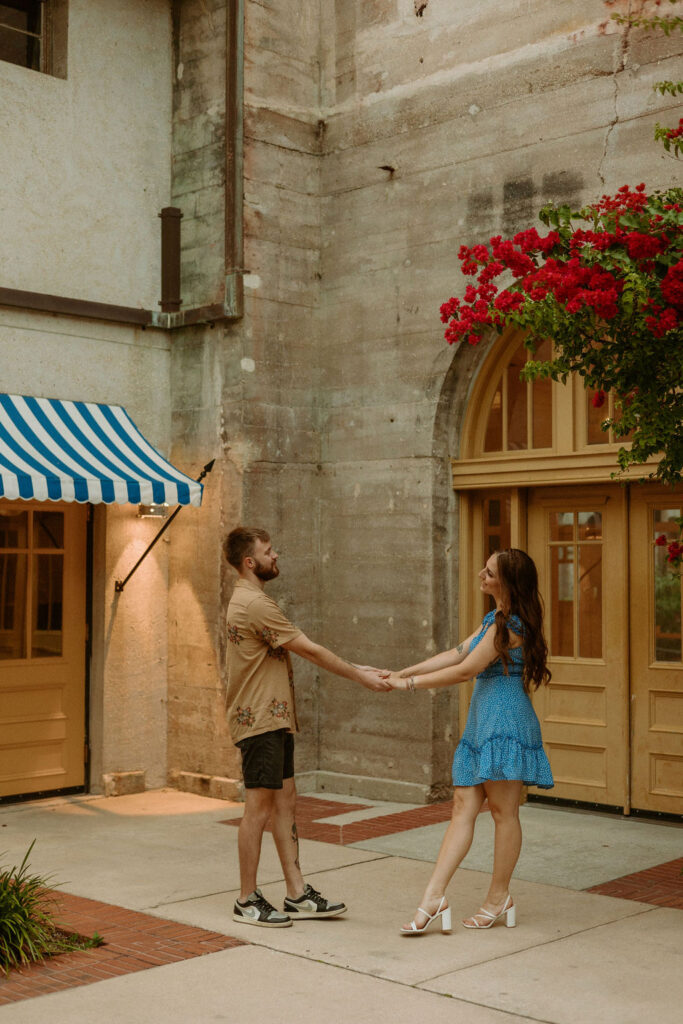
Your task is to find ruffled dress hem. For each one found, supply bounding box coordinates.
[452,735,554,789]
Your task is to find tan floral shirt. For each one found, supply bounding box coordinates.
[226,579,302,744]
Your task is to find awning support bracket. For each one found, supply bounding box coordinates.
[114,459,215,594]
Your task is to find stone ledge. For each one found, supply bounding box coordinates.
[295,770,430,805]
[168,769,243,801]
[101,770,146,797]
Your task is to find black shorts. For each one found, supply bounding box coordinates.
[236,728,295,790]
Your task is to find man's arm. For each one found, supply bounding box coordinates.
[283,634,392,692]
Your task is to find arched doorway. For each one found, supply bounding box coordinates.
[453,330,683,816]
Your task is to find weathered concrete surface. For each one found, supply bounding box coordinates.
[0,0,172,308]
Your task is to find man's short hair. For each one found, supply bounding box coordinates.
[224,526,270,569]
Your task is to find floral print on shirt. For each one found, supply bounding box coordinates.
[269,698,289,720]
[257,625,280,648]
[235,705,256,727]
[227,623,244,646]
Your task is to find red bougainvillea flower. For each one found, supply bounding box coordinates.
[655,534,668,547]
[661,260,683,311]
[591,390,607,408]
[667,541,683,563]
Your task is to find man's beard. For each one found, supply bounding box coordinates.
[254,560,279,581]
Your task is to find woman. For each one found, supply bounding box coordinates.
[387,548,553,933]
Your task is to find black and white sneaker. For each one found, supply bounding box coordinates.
[283,883,347,919]
[233,889,292,928]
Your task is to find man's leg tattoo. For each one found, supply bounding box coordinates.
[291,821,300,869]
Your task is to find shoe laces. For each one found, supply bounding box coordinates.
[302,884,327,908]
[248,891,278,914]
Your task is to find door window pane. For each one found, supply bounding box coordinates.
[0,510,28,548]
[34,511,64,549]
[578,545,602,658]
[578,511,602,541]
[653,509,682,662]
[550,545,574,657]
[32,553,63,657]
[484,383,503,452]
[0,552,27,658]
[550,512,574,542]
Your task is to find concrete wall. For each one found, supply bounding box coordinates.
[166,0,325,790]
[0,0,172,308]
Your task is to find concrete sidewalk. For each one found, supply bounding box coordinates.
[0,789,681,1023]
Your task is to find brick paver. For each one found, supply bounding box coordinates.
[586,856,683,909]
[222,794,458,844]
[0,892,245,1006]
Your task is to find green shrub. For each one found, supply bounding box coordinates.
[0,841,101,972]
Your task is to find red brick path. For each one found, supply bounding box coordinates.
[0,892,245,1007]
[586,857,683,909]
[222,794,456,844]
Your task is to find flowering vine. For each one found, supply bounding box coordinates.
[440,184,683,485]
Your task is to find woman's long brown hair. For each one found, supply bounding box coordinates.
[492,548,551,692]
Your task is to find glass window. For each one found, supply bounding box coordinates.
[577,511,602,541]
[0,1,43,72]
[34,511,64,549]
[550,512,574,543]
[0,552,28,658]
[481,340,553,453]
[507,348,527,450]
[653,509,682,663]
[531,339,553,449]
[0,508,65,660]
[0,509,28,548]
[484,383,503,452]
[483,495,511,558]
[586,388,608,445]
[32,553,63,657]
[550,544,574,657]
[578,545,602,658]
[548,509,603,660]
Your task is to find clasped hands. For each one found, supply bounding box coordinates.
[354,665,412,693]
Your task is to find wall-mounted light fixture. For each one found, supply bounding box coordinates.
[137,503,170,519]
[115,460,215,593]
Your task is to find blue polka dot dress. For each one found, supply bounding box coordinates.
[452,611,554,789]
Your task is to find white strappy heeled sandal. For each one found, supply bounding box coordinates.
[462,893,516,929]
[400,895,452,935]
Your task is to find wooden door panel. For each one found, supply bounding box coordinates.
[0,501,86,798]
[527,487,629,807]
[629,490,683,814]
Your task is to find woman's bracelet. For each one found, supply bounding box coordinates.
[407,676,417,694]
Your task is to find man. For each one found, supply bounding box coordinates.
[224,526,390,928]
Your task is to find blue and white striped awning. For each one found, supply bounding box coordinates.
[0,393,202,507]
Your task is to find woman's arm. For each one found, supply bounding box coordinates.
[389,626,498,691]
[397,628,480,677]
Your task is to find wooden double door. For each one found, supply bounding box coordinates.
[468,484,683,815]
[0,501,87,798]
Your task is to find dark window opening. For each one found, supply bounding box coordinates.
[0,1,44,72]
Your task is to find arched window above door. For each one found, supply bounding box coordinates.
[482,338,553,454]
[454,328,644,488]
